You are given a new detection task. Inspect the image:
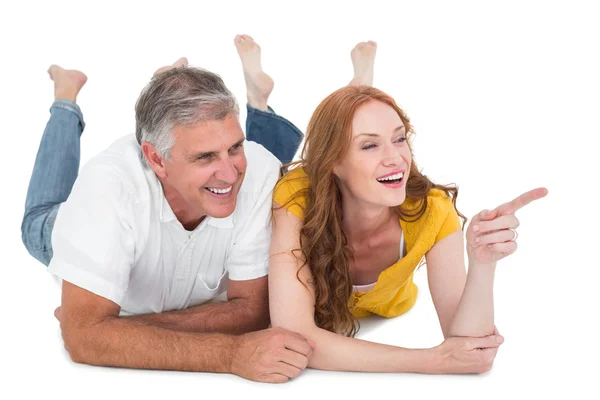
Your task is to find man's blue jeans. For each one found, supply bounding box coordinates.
[21,101,304,266]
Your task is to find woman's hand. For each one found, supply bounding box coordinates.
[466,187,548,264]
[432,334,504,374]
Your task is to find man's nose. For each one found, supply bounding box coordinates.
[214,157,238,183]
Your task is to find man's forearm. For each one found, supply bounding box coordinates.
[448,261,496,337]
[64,316,237,372]
[123,298,269,334]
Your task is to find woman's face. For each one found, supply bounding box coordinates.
[334,100,412,208]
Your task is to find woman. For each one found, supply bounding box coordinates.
[269,76,548,373]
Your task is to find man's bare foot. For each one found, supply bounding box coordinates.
[348,41,377,87]
[47,65,88,102]
[153,57,189,77]
[234,34,274,112]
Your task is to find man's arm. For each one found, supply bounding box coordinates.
[123,276,270,334]
[60,280,313,382]
[60,281,235,371]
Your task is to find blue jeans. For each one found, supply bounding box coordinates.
[21,102,304,266]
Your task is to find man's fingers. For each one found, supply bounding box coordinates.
[263,373,289,384]
[280,349,309,370]
[275,361,302,379]
[283,334,313,357]
[495,187,548,216]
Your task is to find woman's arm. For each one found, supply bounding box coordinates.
[269,205,502,374]
[426,229,496,338]
[426,187,548,339]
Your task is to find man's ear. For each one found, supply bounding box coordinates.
[142,142,168,178]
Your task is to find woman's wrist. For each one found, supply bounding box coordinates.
[393,346,442,374]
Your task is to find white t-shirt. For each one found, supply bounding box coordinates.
[48,135,280,316]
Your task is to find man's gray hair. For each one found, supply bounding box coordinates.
[135,67,239,165]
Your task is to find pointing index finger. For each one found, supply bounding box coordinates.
[495,187,548,215]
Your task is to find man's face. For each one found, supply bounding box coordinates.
[153,114,247,220]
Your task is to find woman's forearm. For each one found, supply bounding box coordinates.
[448,261,496,337]
[299,325,437,373]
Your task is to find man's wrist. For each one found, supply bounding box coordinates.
[225,334,242,374]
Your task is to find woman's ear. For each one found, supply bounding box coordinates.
[332,164,341,178]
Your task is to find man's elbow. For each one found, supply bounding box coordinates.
[60,325,89,364]
[60,319,107,365]
[245,305,271,332]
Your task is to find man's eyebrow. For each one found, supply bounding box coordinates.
[185,139,245,161]
[354,126,406,140]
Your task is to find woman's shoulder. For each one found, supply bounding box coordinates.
[403,187,454,214]
[273,165,311,219]
[401,187,461,247]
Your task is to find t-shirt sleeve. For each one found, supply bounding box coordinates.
[47,164,135,306]
[226,155,280,281]
[434,195,462,243]
[272,168,308,220]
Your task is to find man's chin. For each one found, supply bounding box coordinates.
[202,200,237,219]
[207,207,236,219]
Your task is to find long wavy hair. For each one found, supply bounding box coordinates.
[281,86,466,337]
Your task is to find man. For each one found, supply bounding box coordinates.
[21,35,310,384]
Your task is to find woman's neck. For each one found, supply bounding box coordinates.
[341,194,394,243]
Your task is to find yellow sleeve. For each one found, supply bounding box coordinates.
[272,167,310,220]
[434,194,462,243]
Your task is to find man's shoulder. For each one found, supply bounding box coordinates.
[240,141,281,192]
[79,135,150,196]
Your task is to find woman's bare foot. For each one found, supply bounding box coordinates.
[153,57,189,77]
[234,34,274,112]
[47,65,88,102]
[348,41,377,87]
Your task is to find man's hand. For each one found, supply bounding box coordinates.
[231,327,315,383]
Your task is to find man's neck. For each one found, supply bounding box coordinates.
[160,180,205,231]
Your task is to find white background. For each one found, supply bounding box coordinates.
[1,0,598,399]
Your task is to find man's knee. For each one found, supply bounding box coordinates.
[21,208,53,266]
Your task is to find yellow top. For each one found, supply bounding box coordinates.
[273,166,461,319]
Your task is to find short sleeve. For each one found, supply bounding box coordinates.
[226,151,280,281]
[272,167,309,220]
[434,195,462,243]
[48,164,135,306]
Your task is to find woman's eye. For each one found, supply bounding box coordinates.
[362,144,377,150]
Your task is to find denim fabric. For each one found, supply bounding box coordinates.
[246,105,304,164]
[21,100,85,266]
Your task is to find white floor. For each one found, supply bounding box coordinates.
[2,1,598,399]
